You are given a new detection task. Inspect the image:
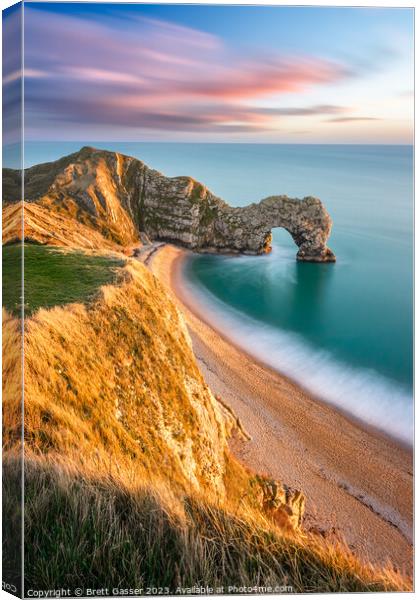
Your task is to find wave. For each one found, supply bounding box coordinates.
[181,267,413,446]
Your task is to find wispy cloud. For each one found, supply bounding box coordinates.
[23,6,354,136]
[248,105,348,116]
[326,116,381,123]
[3,4,22,143]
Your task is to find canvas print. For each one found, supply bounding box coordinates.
[2,1,414,596]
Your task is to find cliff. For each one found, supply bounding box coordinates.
[3,146,335,261]
[3,247,309,553]
[2,254,404,591]
[7,260,235,495]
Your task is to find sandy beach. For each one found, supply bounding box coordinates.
[149,244,413,574]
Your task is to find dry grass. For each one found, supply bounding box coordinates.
[2,202,128,251]
[2,311,23,594]
[2,455,408,594]
[20,259,231,496]
[2,309,22,451]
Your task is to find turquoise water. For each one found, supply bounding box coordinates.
[13,142,413,443]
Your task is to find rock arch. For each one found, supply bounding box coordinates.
[216,195,336,262]
[140,170,336,263]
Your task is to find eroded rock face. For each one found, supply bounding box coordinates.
[139,172,335,262]
[255,475,305,532]
[3,146,335,261]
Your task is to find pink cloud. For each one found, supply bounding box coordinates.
[63,67,148,86]
[178,57,349,100]
[24,6,353,136]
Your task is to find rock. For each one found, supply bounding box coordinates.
[3,146,335,262]
[255,475,305,532]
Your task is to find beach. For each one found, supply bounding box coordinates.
[149,244,413,574]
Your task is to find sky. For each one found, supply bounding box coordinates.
[4,2,414,144]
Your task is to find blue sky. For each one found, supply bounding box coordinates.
[4,2,414,143]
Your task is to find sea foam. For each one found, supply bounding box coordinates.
[181,268,413,446]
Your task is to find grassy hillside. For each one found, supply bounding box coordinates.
[17,259,234,494]
[3,148,142,248]
[3,244,124,315]
[6,456,401,594]
[2,248,410,593]
[2,202,127,252]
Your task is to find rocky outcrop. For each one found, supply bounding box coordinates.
[3,146,335,262]
[255,475,305,532]
[135,166,335,262]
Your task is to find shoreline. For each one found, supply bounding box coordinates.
[173,251,411,453]
[148,244,413,574]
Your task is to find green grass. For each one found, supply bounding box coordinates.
[2,244,125,315]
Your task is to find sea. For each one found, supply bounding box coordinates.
[6,141,413,444]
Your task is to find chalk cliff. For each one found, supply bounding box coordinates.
[3,146,335,261]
